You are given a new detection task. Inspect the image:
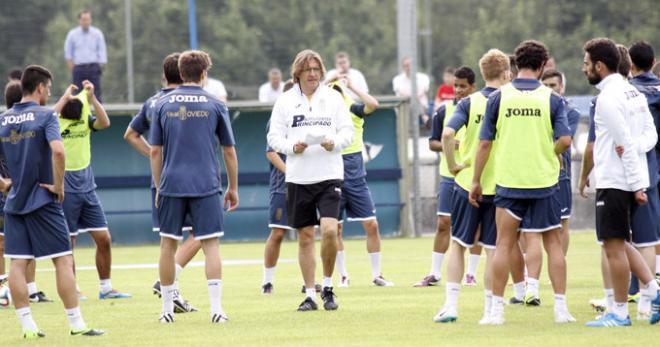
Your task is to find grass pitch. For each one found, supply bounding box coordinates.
[0,232,657,346]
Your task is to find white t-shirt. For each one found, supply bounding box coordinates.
[392,72,430,107]
[204,78,227,100]
[258,82,284,102]
[267,84,354,184]
[325,68,369,101]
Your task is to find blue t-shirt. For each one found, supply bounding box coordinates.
[0,154,9,209]
[430,100,458,142]
[479,79,571,198]
[0,102,62,214]
[558,104,580,181]
[630,72,660,180]
[150,85,235,197]
[265,121,286,194]
[63,114,98,193]
[446,87,497,131]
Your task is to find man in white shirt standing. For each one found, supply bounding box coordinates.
[392,57,430,122]
[325,52,369,102]
[258,68,284,102]
[203,77,228,103]
[581,37,660,327]
[267,49,354,312]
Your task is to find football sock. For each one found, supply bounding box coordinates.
[263,266,276,285]
[65,306,86,331]
[336,251,348,277]
[99,279,112,294]
[467,254,480,277]
[526,277,540,297]
[322,277,332,289]
[445,282,460,310]
[431,252,444,279]
[161,284,175,315]
[26,282,38,296]
[369,252,381,279]
[612,301,628,320]
[513,281,525,300]
[16,307,38,332]
[604,288,614,312]
[207,279,223,316]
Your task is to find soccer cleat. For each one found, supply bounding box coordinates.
[555,310,577,323]
[70,327,105,336]
[524,294,541,306]
[463,274,477,286]
[627,292,640,303]
[650,290,660,324]
[0,274,7,285]
[508,296,524,305]
[211,313,229,323]
[589,298,607,312]
[173,295,198,313]
[29,291,53,303]
[300,284,323,294]
[152,280,161,297]
[99,289,132,299]
[339,276,350,288]
[585,312,631,327]
[23,330,45,339]
[413,275,439,287]
[486,312,505,325]
[297,297,318,312]
[321,287,338,311]
[373,276,394,287]
[261,282,274,295]
[433,308,457,323]
[159,313,175,323]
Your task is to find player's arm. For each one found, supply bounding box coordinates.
[150,145,163,194]
[342,75,379,113]
[428,107,445,152]
[64,32,75,71]
[552,96,572,155]
[124,126,150,157]
[84,81,110,130]
[579,142,594,198]
[266,151,286,174]
[52,84,79,113]
[222,146,239,211]
[631,108,657,154]
[442,101,469,175]
[323,98,355,152]
[42,140,65,203]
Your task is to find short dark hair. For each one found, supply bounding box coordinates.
[628,41,655,71]
[454,66,475,85]
[163,53,183,85]
[60,98,83,120]
[78,9,91,19]
[4,81,22,108]
[178,50,212,83]
[8,69,22,81]
[616,44,632,77]
[508,54,518,76]
[583,38,620,73]
[541,69,563,84]
[20,65,52,95]
[514,40,549,71]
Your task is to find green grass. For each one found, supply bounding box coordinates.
[0,232,657,346]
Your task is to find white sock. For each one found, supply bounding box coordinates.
[639,280,660,313]
[263,266,276,285]
[445,282,460,310]
[305,288,316,300]
[467,254,481,277]
[99,279,112,294]
[554,294,567,311]
[322,277,332,289]
[612,301,628,320]
[207,279,223,315]
[492,296,504,316]
[175,263,184,281]
[656,255,660,274]
[161,284,175,315]
[65,306,86,331]
[336,251,348,277]
[16,307,38,332]
[526,277,539,297]
[369,252,381,279]
[604,288,614,312]
[431,252,444,279]
[513,281,526,300]
[26,282,38,296]
[484,289,493,317]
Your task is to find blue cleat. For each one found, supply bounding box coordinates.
[650,290,660,325]
[586,312,631,327]
[99,290,132,299]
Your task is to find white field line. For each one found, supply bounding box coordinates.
[37,259,295,272]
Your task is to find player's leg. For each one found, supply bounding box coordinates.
[465,238,481,286]
[262,227,286,293]
[156,195,185,322]
[625,242,660,320]
[522,232,543,306]
[560,219,570,256]
[24,260,51,302]
[589,247,615,315]
[200,237,226,323]
[542,227,574,322]
[559,178,572,256]
[508,238,526,304]
[336,221,349,286]
[298,226,316,295]
[317,180,342,310]
[415,179,452,286]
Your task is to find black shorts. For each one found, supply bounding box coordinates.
[286,180,342,229]
[595,188,634,241]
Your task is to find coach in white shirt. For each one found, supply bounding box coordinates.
[267,49,354,312]
[325,52,369,102]
[392,57,430,119]
[258,68,284,102]
[582,38,660,327]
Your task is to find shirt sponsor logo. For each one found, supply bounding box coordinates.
[166,106,209,120]
[291,115,332,128]
[1,112,35,126]
[167,94,208,103]
[623,90,639,100]
[475,114,483,124]
[0,129,36,144]
[504,108,541,118]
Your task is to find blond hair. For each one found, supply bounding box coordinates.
[291,49,326,83]
[479,49,510,81]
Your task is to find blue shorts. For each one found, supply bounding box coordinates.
[497,194,561,233]
[151,188,192,233]
[157,193,224,240]
[269,192,292,230]
[338,177,376,222]
[558,179,572,220]
[62,191,108,236]
[630,186,660,247]
[3,202,72,260]
[450,186,497,249]
[437,176,455,216]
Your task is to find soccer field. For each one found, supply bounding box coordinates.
[0,232,657,346]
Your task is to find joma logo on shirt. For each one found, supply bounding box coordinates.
[475,114,483,124]
[504,108,541,117]
[2,112,35,126]
[291,115,332,128]
[168,95,208,103]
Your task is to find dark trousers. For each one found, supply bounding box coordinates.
[72,63,103,102]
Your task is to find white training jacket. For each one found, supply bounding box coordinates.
[267,83,354,185]
[593,73,657,192]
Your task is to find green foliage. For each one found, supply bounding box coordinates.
[0,0,658,102]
